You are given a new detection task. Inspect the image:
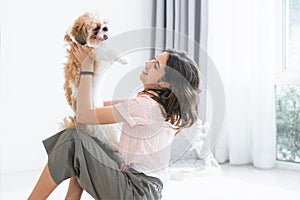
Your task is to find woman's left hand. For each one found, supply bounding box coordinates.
[72,43,95,72]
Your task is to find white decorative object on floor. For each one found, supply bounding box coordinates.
[169,118,222,181]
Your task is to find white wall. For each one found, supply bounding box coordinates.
[0,0,153,173]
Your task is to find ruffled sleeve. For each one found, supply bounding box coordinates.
[114,96,152,127]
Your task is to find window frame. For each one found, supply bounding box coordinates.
[280,0,300,79]
[275,0,300,169]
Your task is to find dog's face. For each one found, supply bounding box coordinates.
[70,11,109,48]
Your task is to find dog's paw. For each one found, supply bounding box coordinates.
[117,56,130,65]
[60,116,76,129]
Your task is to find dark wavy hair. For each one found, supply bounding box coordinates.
[140,49,201,131]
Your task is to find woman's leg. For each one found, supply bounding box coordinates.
[28,164,57,200]
[64,137,119,200]
[41,128,134,199]
[65,177,83,200]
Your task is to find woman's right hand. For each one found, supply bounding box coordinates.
[72,43,95,72]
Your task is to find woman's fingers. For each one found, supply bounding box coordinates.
[72,44,85,60]
[71,42,78,50]
[70,43,94,71]
[72,43,85,56]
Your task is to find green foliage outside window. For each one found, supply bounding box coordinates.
[276,85,300,163]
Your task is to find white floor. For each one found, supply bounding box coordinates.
[164,164,300,200]
[1,163,300,199]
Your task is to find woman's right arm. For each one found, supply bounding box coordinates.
[73,44,125,125]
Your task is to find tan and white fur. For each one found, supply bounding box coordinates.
[62,11,127,151]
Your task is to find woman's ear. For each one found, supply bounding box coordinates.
[158,81,170,89]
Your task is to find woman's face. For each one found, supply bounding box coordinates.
[140,52,169,88]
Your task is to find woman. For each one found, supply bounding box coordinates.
[28,45,201,199]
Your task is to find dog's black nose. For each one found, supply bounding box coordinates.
[102,26,108,32]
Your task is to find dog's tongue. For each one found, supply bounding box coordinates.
[103,34,108,40]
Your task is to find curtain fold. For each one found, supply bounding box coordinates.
[208,0,280,168]
[152,0,208,122]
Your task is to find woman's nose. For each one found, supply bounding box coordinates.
[146,59,155,65]
[145,62,151,69]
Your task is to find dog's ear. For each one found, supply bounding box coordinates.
[71,20,87,45]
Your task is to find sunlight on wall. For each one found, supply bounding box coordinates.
[0,0,153,173]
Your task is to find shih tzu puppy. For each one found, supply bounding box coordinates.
[62,11,127,151]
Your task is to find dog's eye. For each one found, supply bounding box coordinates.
[93,26,100,32]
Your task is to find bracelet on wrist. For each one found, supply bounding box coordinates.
[80,71,94,76]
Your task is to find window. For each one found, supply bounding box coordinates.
[284,0,300,72]
[276,85,300,163]
[276,0,300,164]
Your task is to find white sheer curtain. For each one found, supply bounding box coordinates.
[207,0,282,168]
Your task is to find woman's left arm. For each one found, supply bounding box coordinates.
[103,100,126,106]
[73,44,125,125]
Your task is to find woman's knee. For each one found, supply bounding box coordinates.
[62,127,83,140]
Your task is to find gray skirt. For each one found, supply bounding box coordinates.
[43,127,163,200]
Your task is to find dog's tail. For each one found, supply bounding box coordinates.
[63,81,73,107]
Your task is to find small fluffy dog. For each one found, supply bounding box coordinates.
[62,11,127,151]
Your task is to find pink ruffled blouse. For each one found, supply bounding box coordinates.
[115,94,176,184]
